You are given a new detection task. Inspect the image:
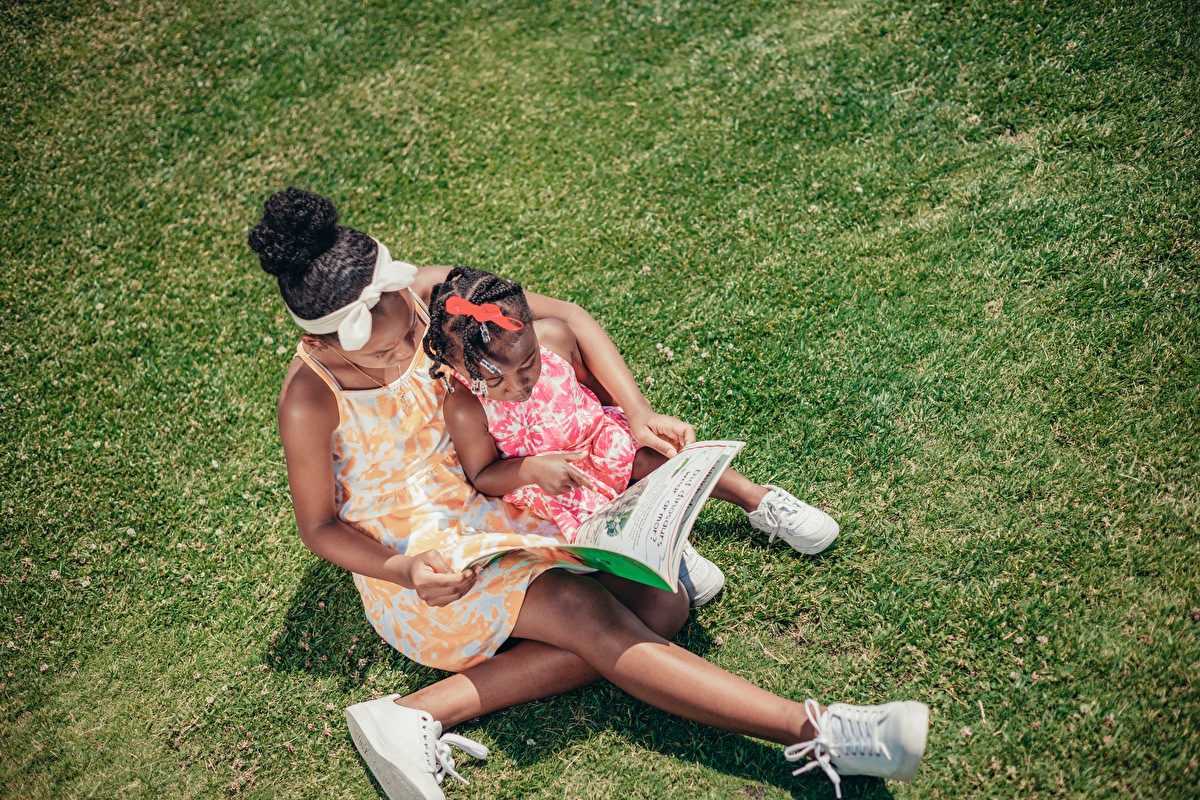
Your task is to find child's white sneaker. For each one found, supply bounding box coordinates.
[678,543,725,606]
[345,694,489,800]
[785,698,929,798]
[747,486,839,555]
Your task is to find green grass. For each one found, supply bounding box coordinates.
[1,0,1197,797]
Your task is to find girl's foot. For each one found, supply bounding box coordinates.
[785,698,929,798]
[747,486,839,555]
[345,695,489,800]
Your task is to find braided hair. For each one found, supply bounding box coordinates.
[423,267,533,393]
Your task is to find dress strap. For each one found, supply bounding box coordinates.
[410,288,431,325]
[294,342,344,395]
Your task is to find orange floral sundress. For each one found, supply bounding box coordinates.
[293,294,583,672]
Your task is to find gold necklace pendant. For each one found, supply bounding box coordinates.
[333,349,416,415]
[329,292,422,415]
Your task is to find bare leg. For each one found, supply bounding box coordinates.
[511,570,819,745]
[397,572,690,728]
[632,447,767,513]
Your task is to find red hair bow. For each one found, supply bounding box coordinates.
[445,296,525,331]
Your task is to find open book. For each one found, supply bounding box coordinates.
[453,441,745,591]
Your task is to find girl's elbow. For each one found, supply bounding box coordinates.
[297,517,338,556]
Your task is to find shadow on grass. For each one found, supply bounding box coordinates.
[263,558,447,690]
[266,526,884,799]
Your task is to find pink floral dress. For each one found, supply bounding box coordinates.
[476,346,639,541]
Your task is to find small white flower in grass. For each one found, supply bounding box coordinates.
[807,204,820,213]
[263,336,275,345]
[93,441,101,448]
[211,460,219,469]
[1036,635,1048,645]
[645,377,655,386]
[40,664,48,672]
[854,183,864,194]
[1014,636,1024,644]
[49,570,59,580]
[811,181,821,189]
[193,672,201,680]
[137,321,148,329]
[959,726,972,738]
[526,739,536,746]
[276,345,287,355]
[95,303,105,311]
[701,351,709,358]
[81,578,90,588]
[126,528,135,536]
[639,266,651,275]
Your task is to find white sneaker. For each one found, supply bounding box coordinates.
[747,486,839,555]
[784,698,929,798]
[345,695,489,800]
[678,543,725,606]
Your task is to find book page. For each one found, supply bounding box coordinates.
[572,441,744,580]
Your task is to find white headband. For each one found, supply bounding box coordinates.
[288,238,418,351]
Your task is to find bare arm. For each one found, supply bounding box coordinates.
[277,362,478,605]
[525,292,696,457]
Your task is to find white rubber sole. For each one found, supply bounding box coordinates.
[890,701,929,783]
[784,516,839,555]
[345,703,443,800]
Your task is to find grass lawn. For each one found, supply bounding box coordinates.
[1,0,1197,797]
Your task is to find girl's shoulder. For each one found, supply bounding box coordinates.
[532,317,578,363]
[278,356,339,434]
[410,265,456,306]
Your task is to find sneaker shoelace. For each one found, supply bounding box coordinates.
[433,732,489,786]
[784,699,889,799]
[759,495,806,544]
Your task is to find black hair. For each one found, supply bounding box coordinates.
[247,187,378,340]
[422,266,533,392]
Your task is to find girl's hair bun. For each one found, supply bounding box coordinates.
[248,187,340,279]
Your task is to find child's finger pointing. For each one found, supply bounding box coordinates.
[568,466,596,490]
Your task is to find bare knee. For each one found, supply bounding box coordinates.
[529,571,628,633]
[641,589,689,639]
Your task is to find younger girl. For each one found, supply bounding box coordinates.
[424,267,840,586]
